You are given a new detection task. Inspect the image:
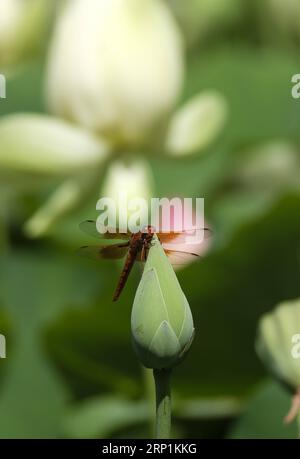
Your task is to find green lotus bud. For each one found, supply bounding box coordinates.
[131,235,194,369]
[256,299,300,392]
[256,299,300,424]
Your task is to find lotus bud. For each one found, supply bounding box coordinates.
[165,91,228,156]
[46,0,184,147]
[131,235,194,369]
[0,114,109,180]
[0,0,50,70]
[256,299,300,423]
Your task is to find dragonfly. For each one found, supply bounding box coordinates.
[78,220,211,301]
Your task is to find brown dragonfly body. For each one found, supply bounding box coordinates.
[79,220,210,301]
[113,227,154,301]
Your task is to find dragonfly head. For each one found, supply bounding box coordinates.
[142,225,156,235]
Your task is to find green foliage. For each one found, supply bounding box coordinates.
[1,10,300,439]
[228,380,298,439]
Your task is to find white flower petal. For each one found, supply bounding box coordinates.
[46,0,184,145]
[0,114,109,177]
[24,178,84,238]
[165,91,228,156]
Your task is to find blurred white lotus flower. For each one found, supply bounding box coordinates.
[24,178,87,238]
[102,159,154,202]
[100,158,154,227]
[0,113,109,179]
[0,0,50,69]
[46,0,184,147]
[0,113,109,237]
[165,91,228,156]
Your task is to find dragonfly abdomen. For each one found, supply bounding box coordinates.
[112,243,141,301]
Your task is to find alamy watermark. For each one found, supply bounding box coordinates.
[291,74,300,99]
[291,334,300,359]
[96,194,206,244]
[0,334,6,358]
[0,74,6,99]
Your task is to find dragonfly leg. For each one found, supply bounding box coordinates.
[140,243,146,262]
[141,239,150,262]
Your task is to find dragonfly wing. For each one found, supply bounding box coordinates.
[164,249,201,269]
[79,220,130,241]
[157,227,212,244]
[77,243,129,260]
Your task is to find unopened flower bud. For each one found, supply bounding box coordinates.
[131,235,194,369]
[165,91,228,157]
[256,299,300,424]
[256,299,300,392]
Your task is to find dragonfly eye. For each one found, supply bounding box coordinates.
[141,225,156,234]
[147,225,156,234]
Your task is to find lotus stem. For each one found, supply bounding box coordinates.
[153,368,172,439]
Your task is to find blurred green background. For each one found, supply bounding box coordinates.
[0,0,300,439]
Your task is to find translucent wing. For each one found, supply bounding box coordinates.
[79,220,130,241]
[157,227,212,245]
[77,243,129,260]
[164,249,201,269]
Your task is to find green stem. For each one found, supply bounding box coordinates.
[143,367,156,437]
[153,368,172,439]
